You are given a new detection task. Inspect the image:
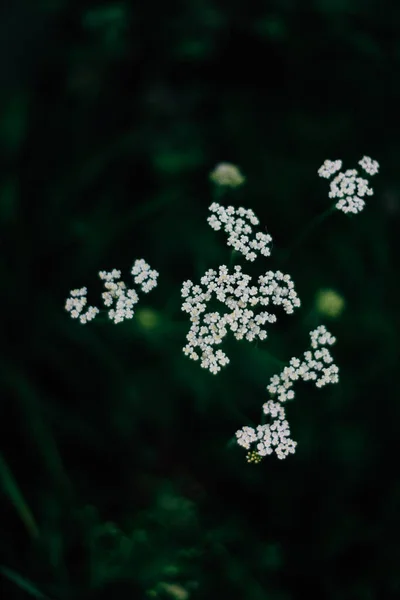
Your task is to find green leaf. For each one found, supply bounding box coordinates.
[0,453,39,539]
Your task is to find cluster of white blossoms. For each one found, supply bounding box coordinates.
[318,155,379,215]
[181,265,300,374]
[99,268,140,324]
[267,325,339,402]
[235,325,339,461]
[317,159,342,179]
[358,155,379,176]
[130,259,159,293]
[236,400,297,461]
[208,203,272,262]
[65,287,100,324]
[65,259,159,325]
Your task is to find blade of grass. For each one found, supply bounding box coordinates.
[0,452,39,539]
[0,565,51,599]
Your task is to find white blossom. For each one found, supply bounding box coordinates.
[65,259,159,325]
[131,259,159,293]
[267,325,339,402]
[318,157,379,214]
[181,265,300,374]
[317,159,342,179]
[358,155,379,176]
[207,203,272,262]
[65,287,99,324]
[99,269,139,324]
[79,305,100,324]
[328,169,373,214]
[235,326,339,462]
[235,400,297,460]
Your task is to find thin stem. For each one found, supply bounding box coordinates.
[212,184,228,203]
[0,566,51,599]
[228,249,238,268]
[0,452,39,539]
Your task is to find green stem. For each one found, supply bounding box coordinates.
[0,452,39,539]
[0,565,51,599]
[228,249,238,268]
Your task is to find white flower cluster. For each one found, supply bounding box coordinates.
[329,169,373,214]
[65,259,159,325]
[65,287,100,324]
[131,259,159,293]
[267,325,339,402]
[181,265,300,375]
[318,156,379,214]
[358,155,379,176]
[208,203,272,261]
[236,400,297,461]
[317,159,342,179]
[99,268,139,324]
[235,325,339,461]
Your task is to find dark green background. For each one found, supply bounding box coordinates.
[1,1,400,598]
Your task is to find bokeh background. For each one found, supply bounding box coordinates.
[1,1,400,598]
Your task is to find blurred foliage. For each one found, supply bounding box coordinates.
[1,0,400,598]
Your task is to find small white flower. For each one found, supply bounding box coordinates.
[181,265,300,374]
[358,155,379,176]
[65,287,99,323]
[319,157,379,215]
[266,325,339,402]
[80,305,99,324]
[318,159,342,179]
[235,326,339,462]
[236,400,297,460]
[66,259,159,325]
[208,203,272,261]
[131,259,159,293]
[328,169,373,214]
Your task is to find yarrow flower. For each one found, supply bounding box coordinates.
[235,325,339,461]
[208,203,272,262]
[267,325,339,402]
[131,259,159,293]
[317,159,342,179]
[65,287,100,324]
[358,155,379,176]
[65,259,158,325]
[181,265,300,374]
[318,156,379,215]
[236,400,297,460]
[209,162,245,188]
[329,169,373,214]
